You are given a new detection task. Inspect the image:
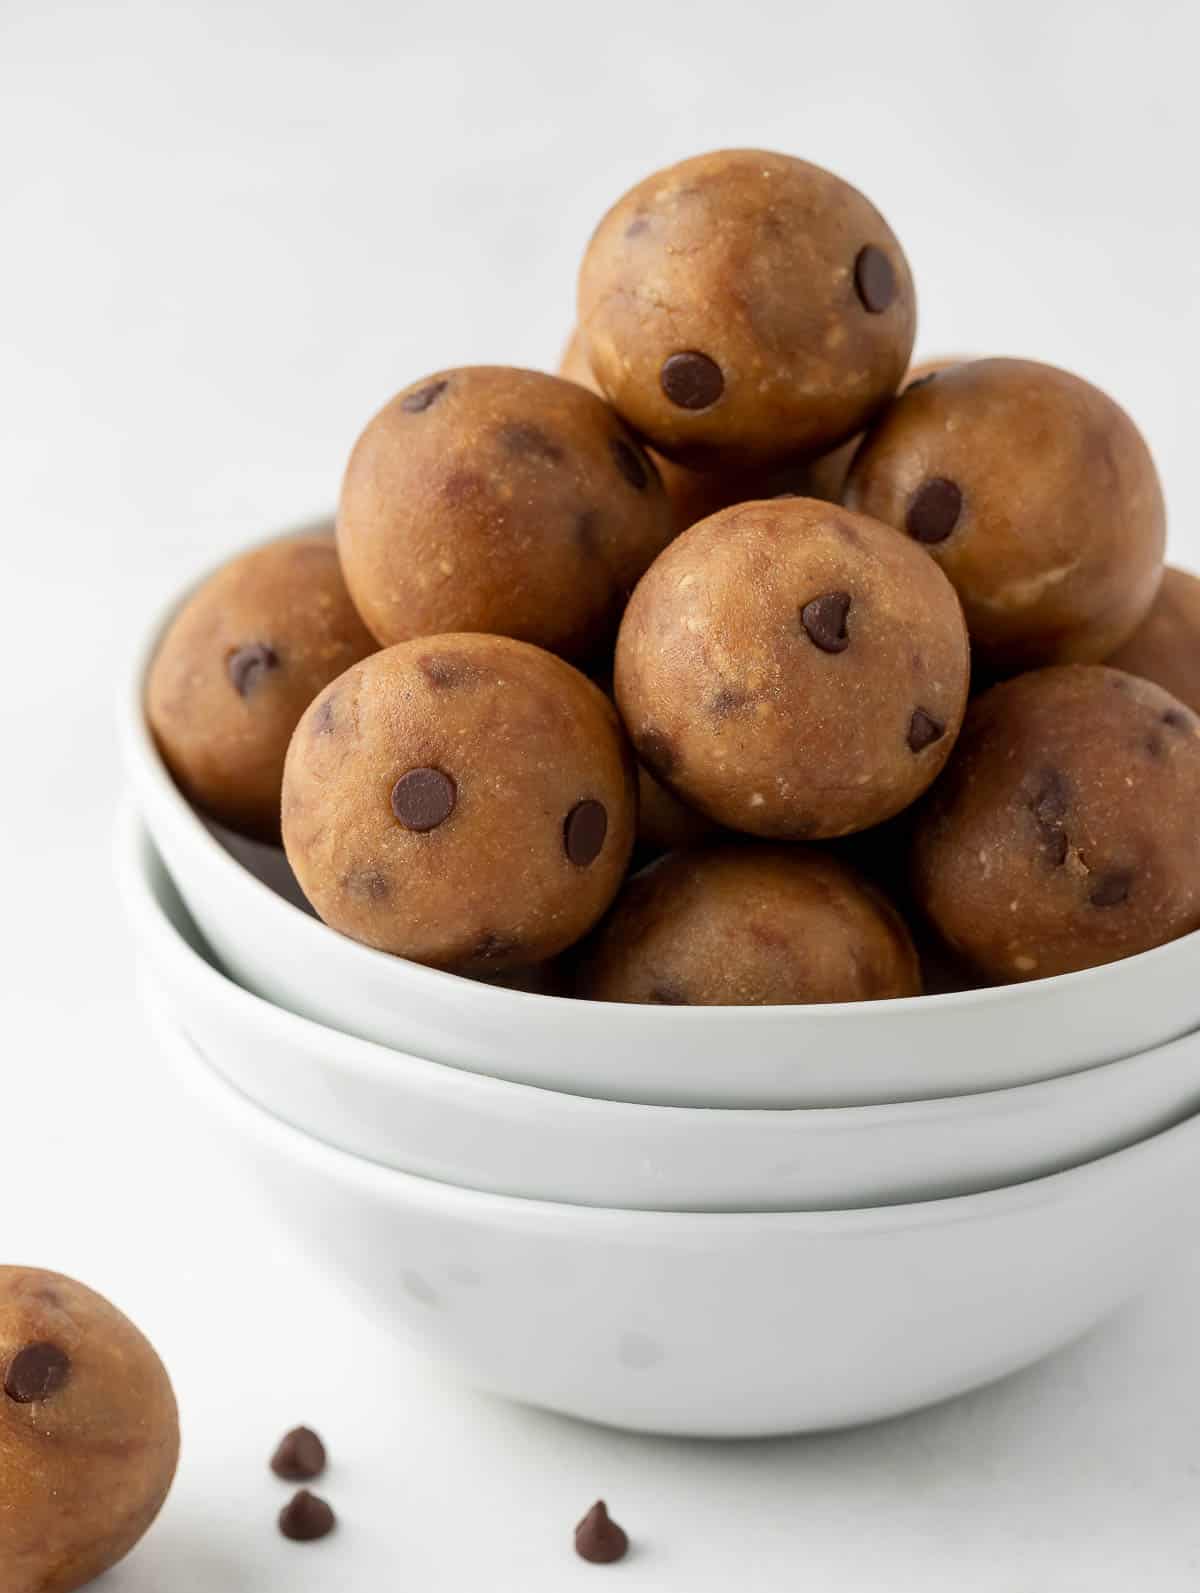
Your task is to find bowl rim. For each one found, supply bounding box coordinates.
[144,971,1200,1235]
[124,520,1200,1030]
[116,800,1200,1130]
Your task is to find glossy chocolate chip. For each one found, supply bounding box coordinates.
[564,799,608,866]
[278,1490,336,1542]
[907,708,945,753]
[5,1342,71,1404]
[1090,870,1132,908]
[610,436,649,489]
[271,1427,327,1482]
[391,768,457,831]
[801,592,852,653]
[575,1501,629,1565]
[401,379,448,413]
[660,351,724,410]
[906,478,963,544]
[228,642,279,697]
[854,245,896,313]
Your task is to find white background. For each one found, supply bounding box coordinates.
[3,0,1200,1587]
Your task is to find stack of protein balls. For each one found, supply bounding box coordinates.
[148,147,1200,1004]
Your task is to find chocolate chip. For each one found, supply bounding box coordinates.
[660,351,724,410]
[575,508,603,555]
[5,1343,71,1404]
[1031,769,1070,827]
[906,478,963,544]
[474,931,519,961]
[1090,870,1132,908]
[1146,732,1166,760]
[391,768,457,831]
[637,728,677,778]
[278,1490,336,1542]
[854,245,896,313]
[1164,707,1192,730]
[625,215,649,239]
[610,435,649,489]
[419,653,478,690]
[401,379,448,413]
[1043,828,1069,867]
[228,642,279,697]
[710,686,751,717]
[575,1501,629,1564]
[648,981,687,1005]
[271,1427,327,1482]
[498,421,563,462]
[564,799,608,866]
[801,591,852,653]
[907,708,945,753]
[343,868,390,901]
[311,695,337,735]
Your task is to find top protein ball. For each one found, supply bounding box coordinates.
[577,148,916,470]
[843,358,1166,674]
[336,366,674,663]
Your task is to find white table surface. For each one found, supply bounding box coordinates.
[4,1,1200,1586]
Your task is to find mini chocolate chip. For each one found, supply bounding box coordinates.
[564,799,608,866]
[271,1427,327,1482]
[575,1501,629,1565]
[575,508,603,555]
[648,981,687,1005]
[625,215,649,238]
[343,868,390,901]
[854,245,896,313]
[906,478,963,544]
[1164,708,1192,730]
[801,591,852,653]
[5,1343,71,1404]
[278,1490,336,1542]
[710,687,751,717]
[1146,732,1166,760]
[610,435,649,489]
[1043,827,1069,867]
[475,931,519,961]
[907,708,945,752]
[660,351,724,410]
[637,728,677,778]
[419,653,478,689]
[498,421,563,462]
[401,379,448,413]
[228,642,279,697]
[391,768,457,832]
[1031,769,1070,827]
[1090,870,1133,908]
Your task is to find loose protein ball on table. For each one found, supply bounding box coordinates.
[282,634,637,973]
[577,148,916,470]
[336,366,674,663]
[614,497,970,839]
[1,1266,179,1593]
[911,666,1200,982]
[571,844,922,1006]
[146,532,377,840]
[1106,565,1200,714]
[843,358,1166,673]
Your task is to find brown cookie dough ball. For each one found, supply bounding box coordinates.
[1,1267,179,1593]
[336,367,674,663]
[146,532,376,840]
[572,844,922,1005]
[578,148,916,470]
[615,498,970,839]
[282,634,637,972]
[911,666,1200,981]
[1106,566,1200,715]
[843,358,1166,673]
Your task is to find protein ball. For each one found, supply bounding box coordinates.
[1106,565,1200,714]
[1,1267,180,1593]
[910,666,1200,981]
[282,634,637,972]
[843,358,1166,673]
[145,532,377,839]
[614,497,970,838]
[572,844,922,1005]
[336,366,674,663]
[578,148,916,470]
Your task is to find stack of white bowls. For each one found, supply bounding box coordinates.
[119,570,1200,1439]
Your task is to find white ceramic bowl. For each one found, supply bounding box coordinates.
[118,805,1200,1211]
[143,991,1200,1437]
[123,532,1200,1108]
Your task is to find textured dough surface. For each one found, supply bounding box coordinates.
[1106,565,1200,714]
